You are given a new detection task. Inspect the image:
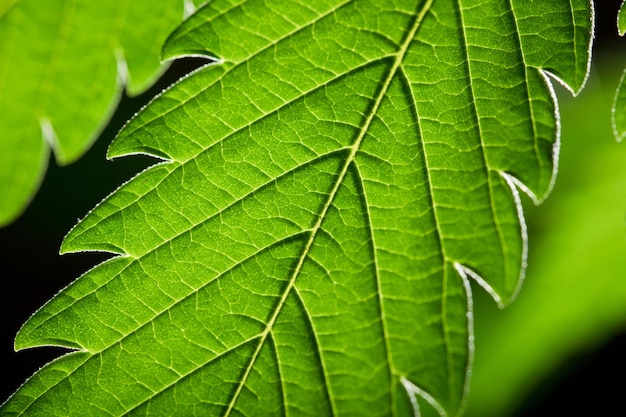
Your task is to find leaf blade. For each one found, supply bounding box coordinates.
[4,1,593,416]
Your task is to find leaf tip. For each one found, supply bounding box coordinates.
[60,221,127,256]
[454,263,509,309]
[14,310,84,352]
[401,377,450,417]
[160,2,220,63]
[14,334,84,353]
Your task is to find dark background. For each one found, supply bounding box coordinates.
[1,2,624,415]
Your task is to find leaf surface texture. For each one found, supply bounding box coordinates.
[2,0,592,416]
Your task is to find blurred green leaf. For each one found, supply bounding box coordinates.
[0,0,187,226]
[613,70,626,142]
[613,1,626,142]
[1,0,593,416]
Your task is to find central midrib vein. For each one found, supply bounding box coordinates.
[223,1,435,415]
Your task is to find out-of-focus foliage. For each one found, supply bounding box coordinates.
[612,0,626,142]
[0,0,187,226]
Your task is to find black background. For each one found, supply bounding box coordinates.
[1,2,624,415]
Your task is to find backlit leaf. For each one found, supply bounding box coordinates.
[2,1,592,416]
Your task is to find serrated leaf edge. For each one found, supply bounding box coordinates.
[7,1,595,416]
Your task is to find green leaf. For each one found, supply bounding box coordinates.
[2,1,592,416]
[613,1,626,142]
[0,0,188,226]
[612,70,626,142]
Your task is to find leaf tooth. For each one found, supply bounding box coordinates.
[510,0,593,96]
[161,0,356,64]
[14,256,134,352]
[401,376,450,417]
